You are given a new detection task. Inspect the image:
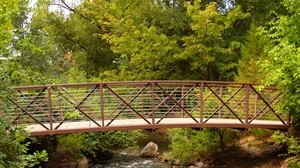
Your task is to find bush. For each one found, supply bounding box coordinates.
[272,131,300,167]
[168,128,216,165]
[272,131,300,156]
[168,128,240,166]
[0,118,48,167]
[82,130,143,160]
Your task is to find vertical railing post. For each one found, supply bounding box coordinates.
[151,82,155,125]
[142,85,144,115]
[245,84,249,125]
[218,86,223,118]
[200,82,204,124]
[47,86,53,134]
[181,85,184,118]
[254,94,258,116]
[100,83,104,127]
[287,113,291,126]
[58,92,62,122]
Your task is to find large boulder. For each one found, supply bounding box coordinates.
[139,142,158,157]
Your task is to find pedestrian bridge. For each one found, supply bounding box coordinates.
[1,81,290,136]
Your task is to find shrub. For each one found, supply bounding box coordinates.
[82,130,143,160]
[0,118,48,167]
[168,128,241,166]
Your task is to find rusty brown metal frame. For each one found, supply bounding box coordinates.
[53,85,102,128]
[155,83,199,124]
[249,93,282,123]
[249,85,286,125]
[8,98,49,130]
[204,85,245,123]
[185,90,214,116]
[13,88,47,122]
[205,83,244,123]
[6,81,290,136]
[105,83,151,126]
[146,86,180,118]
[105,86,141,119]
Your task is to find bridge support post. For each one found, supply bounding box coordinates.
[200,82,204,124]
[287,113,291,126]
[151,82,155,125]
[47,86,53,134]
[245,85,249,125]
[100,84,104,127]
[181,85,184,118]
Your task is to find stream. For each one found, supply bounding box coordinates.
[90,131,170,168]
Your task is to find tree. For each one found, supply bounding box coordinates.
[87,0,247,81]
[260,0,300,133]
[176,2,247,80]
[21,0,118,78]
[235,24,268,83]
[0,0,18,56]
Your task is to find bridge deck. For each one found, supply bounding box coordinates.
[26,118,289,136]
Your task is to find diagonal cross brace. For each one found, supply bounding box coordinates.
[185,91,215,115]
[13,88,47,122]
[156,83,199,124]
[249,85,286,125]
[55,85,101,127]
[106,87,140,119]
[205,84,244,123]
[105,84,151,126]
[204,85,245,123]
[249,93,282,123]
[146,86,180,118]
[222,91,253,119]
[8,98,49,130]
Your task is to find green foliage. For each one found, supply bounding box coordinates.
[20,150,48,168]
[272,131,300,156]
[0,0,18,56]
[260,0,300,127]
[288,156,300,168]
[169,128,213,165]
[0,59,48,168]
[24,0,118,78]
[94,1,248,81]
[82,130,143,159]
[57,133,86,159]
[53,131,143,162]
[168,128,240,166]
[272,131,300,168]
[177,2,248,80]
[0,118,48,167]
[236,24,267,82]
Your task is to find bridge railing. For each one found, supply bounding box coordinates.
[1,81,290,134]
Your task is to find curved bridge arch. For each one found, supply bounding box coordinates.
[2,81,290,136]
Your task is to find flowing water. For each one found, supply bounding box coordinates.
[91,152,168,168]
[91,131,170,168]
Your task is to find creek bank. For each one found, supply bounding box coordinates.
[157,135,287,168]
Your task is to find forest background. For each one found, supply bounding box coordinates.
[1,0,300,167]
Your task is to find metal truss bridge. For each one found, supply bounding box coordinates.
[1,81,290,136]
